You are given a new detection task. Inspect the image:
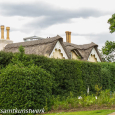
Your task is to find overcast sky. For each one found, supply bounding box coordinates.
[0,0,115,49]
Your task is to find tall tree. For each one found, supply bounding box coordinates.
[102,40,115,62]
[101,14,115,62]
[108,13,115,33]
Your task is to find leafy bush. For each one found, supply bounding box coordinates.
[52,90,115,110]
[99,62,115,91]
[81,61,101,95]
[0,51,13,68]
[28,54,102,96]
[1,47,115,97]
[0,62,53,114]
[0,49,102,97]
[1,46,115,113]
[101,68,111,90]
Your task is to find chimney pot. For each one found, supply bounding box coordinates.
[65,31,71,43]
[6,27,10,40]
[1,25,4,39]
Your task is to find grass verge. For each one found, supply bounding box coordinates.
[43,110,115,115]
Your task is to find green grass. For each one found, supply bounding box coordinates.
[44,110,115,115]
[0,110,114,115]
[51,90,115,111]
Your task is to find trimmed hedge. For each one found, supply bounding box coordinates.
[99,62,115,91]
[1,50,115,112]
[81,61,101,95]
[0,50,115,97]
[0,51,13,68]
[0,62,53,112]
[28,54,101,96]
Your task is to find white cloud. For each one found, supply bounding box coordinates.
[38,0,115,12]
[1,0,115,12]
[0,16,34,29]
[71,15,111,34]
[0,0,37,4]
[40,15,110,36]
[0,0,115,49]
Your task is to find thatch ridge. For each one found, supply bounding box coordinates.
[4,35,101,61]
[63,42,100,60]
[64,42,98,50]
[4,35,70,59]
[5,35,63,49]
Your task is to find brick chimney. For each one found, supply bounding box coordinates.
[1,25,4,39]
[65,31,71,43]
[6,27,10,40]
[0,25,13,51]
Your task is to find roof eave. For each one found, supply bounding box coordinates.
[59,39,70,59]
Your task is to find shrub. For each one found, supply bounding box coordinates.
[81,61,101,95]
[101,68,111,90]
[99,62,115,91]
[0,62,53,114]
[1,47,115,97]
[0,51,13,68]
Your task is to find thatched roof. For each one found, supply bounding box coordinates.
[63,42,102,61]
[4,35,69,58]
[4,35,102,61]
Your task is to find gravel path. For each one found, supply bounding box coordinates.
[109,112,115,115]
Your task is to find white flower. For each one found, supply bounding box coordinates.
[78,96,82,99]
[95,96,97,99]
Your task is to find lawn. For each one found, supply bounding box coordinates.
[0,110,114,115]
[44,110,115,115]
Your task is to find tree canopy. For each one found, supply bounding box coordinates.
[102,40,115,62]
[108,13,115,33]
[101,14,115,62]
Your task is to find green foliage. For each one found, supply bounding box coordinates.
[52,59,83,96]
[102,40,115,62]
[30,54,103,96]
[102,41,115,55]
[19,45,25,54]
[0,51,13,68]
[51,90,115,111]
[98,89,111,105]
[18,45,27,62]
[11,46,34,66]
[95,85,102,96]
[108,13,115,33]
[81,61,101,95]
[0,49,105,97]
[1,46,115,109]
[11,52,34,67]
[44,110,115,115]
[29,55,102,96]
[99,62,115,92]
[101,67,111,90]
[27,55,84,96]
[1,46,115,113]
[0,62,53,114]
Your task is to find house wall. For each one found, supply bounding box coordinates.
[50,41,68,59]
[0,39,13,51]
[88,54,97,62]
[88,48,101,62]
[51,49,65,59]
[71,51,79,60]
